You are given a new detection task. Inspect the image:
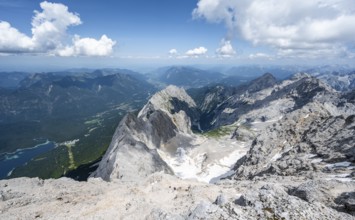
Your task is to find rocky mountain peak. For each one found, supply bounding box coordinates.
[138,85,200,132]
[92,85,200,182]
[139,85,196,117]
[243,72,277,93]
[291,72,311,80]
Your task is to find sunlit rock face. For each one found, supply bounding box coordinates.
[93,73,354,185]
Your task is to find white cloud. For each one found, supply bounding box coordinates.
[186,46,208,56]
[0,21,34,53]
[0,1,115,56]
[31,1,82,52]
[169,49,178,55]
[193,0,355,58]
[216,39,236,57]
[57,35,115,57]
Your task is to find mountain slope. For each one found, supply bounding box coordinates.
[94,73,354,184]
[1,72,154,123]
[0,71,156,179]
[314,71,355,92]
[0,72,29,89]
[1,72,354,219]
[92,85,198,181]
[196,73,278,130]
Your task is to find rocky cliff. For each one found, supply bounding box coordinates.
[91,85,197,181]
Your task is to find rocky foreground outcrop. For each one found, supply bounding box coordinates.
[1,174,354,220]
[1,73,355,219]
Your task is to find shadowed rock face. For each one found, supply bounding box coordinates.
[91,111,178,182]
[243,72,277,93]
[91,86,196,182]
[148,110,178,144]
[89,113,170,181]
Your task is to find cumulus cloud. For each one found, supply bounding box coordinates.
[0,1,115,56]
[186,46,208,56]
[216,39,236,57]
[0,21,34,53]
[169,49,178,55]
[31,1,82,52]
[57,35,115,57]
[193,0,355,58]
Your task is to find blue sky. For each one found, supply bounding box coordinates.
[0,0,355,71]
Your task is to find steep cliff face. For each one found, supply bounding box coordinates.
[198,73,278,130]
[91,85,197,181]
[90,112,173,181]
[93,84,249,183]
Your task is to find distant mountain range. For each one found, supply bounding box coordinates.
[1,72,154,123]
[0,68,146,89]
[3,64,354,90]
[149,66,224,88]
[0,70,155,179]
[0,72,29,89]
[148,65,280,88]
[311,71,355,92]
[1,65,355,180]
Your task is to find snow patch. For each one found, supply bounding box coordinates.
[311,158,323,163]
[326,174,353,182]
[158,135,248,183]
[223,108,235,114]
[270,153,282,162]
[60,139,79,147]
[47,85,53,95]
[7,168,14,177]
[326,161,352,169]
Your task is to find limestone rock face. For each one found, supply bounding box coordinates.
[91,85,199,181]
[91,112,174,182]
[233,100,355,180]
